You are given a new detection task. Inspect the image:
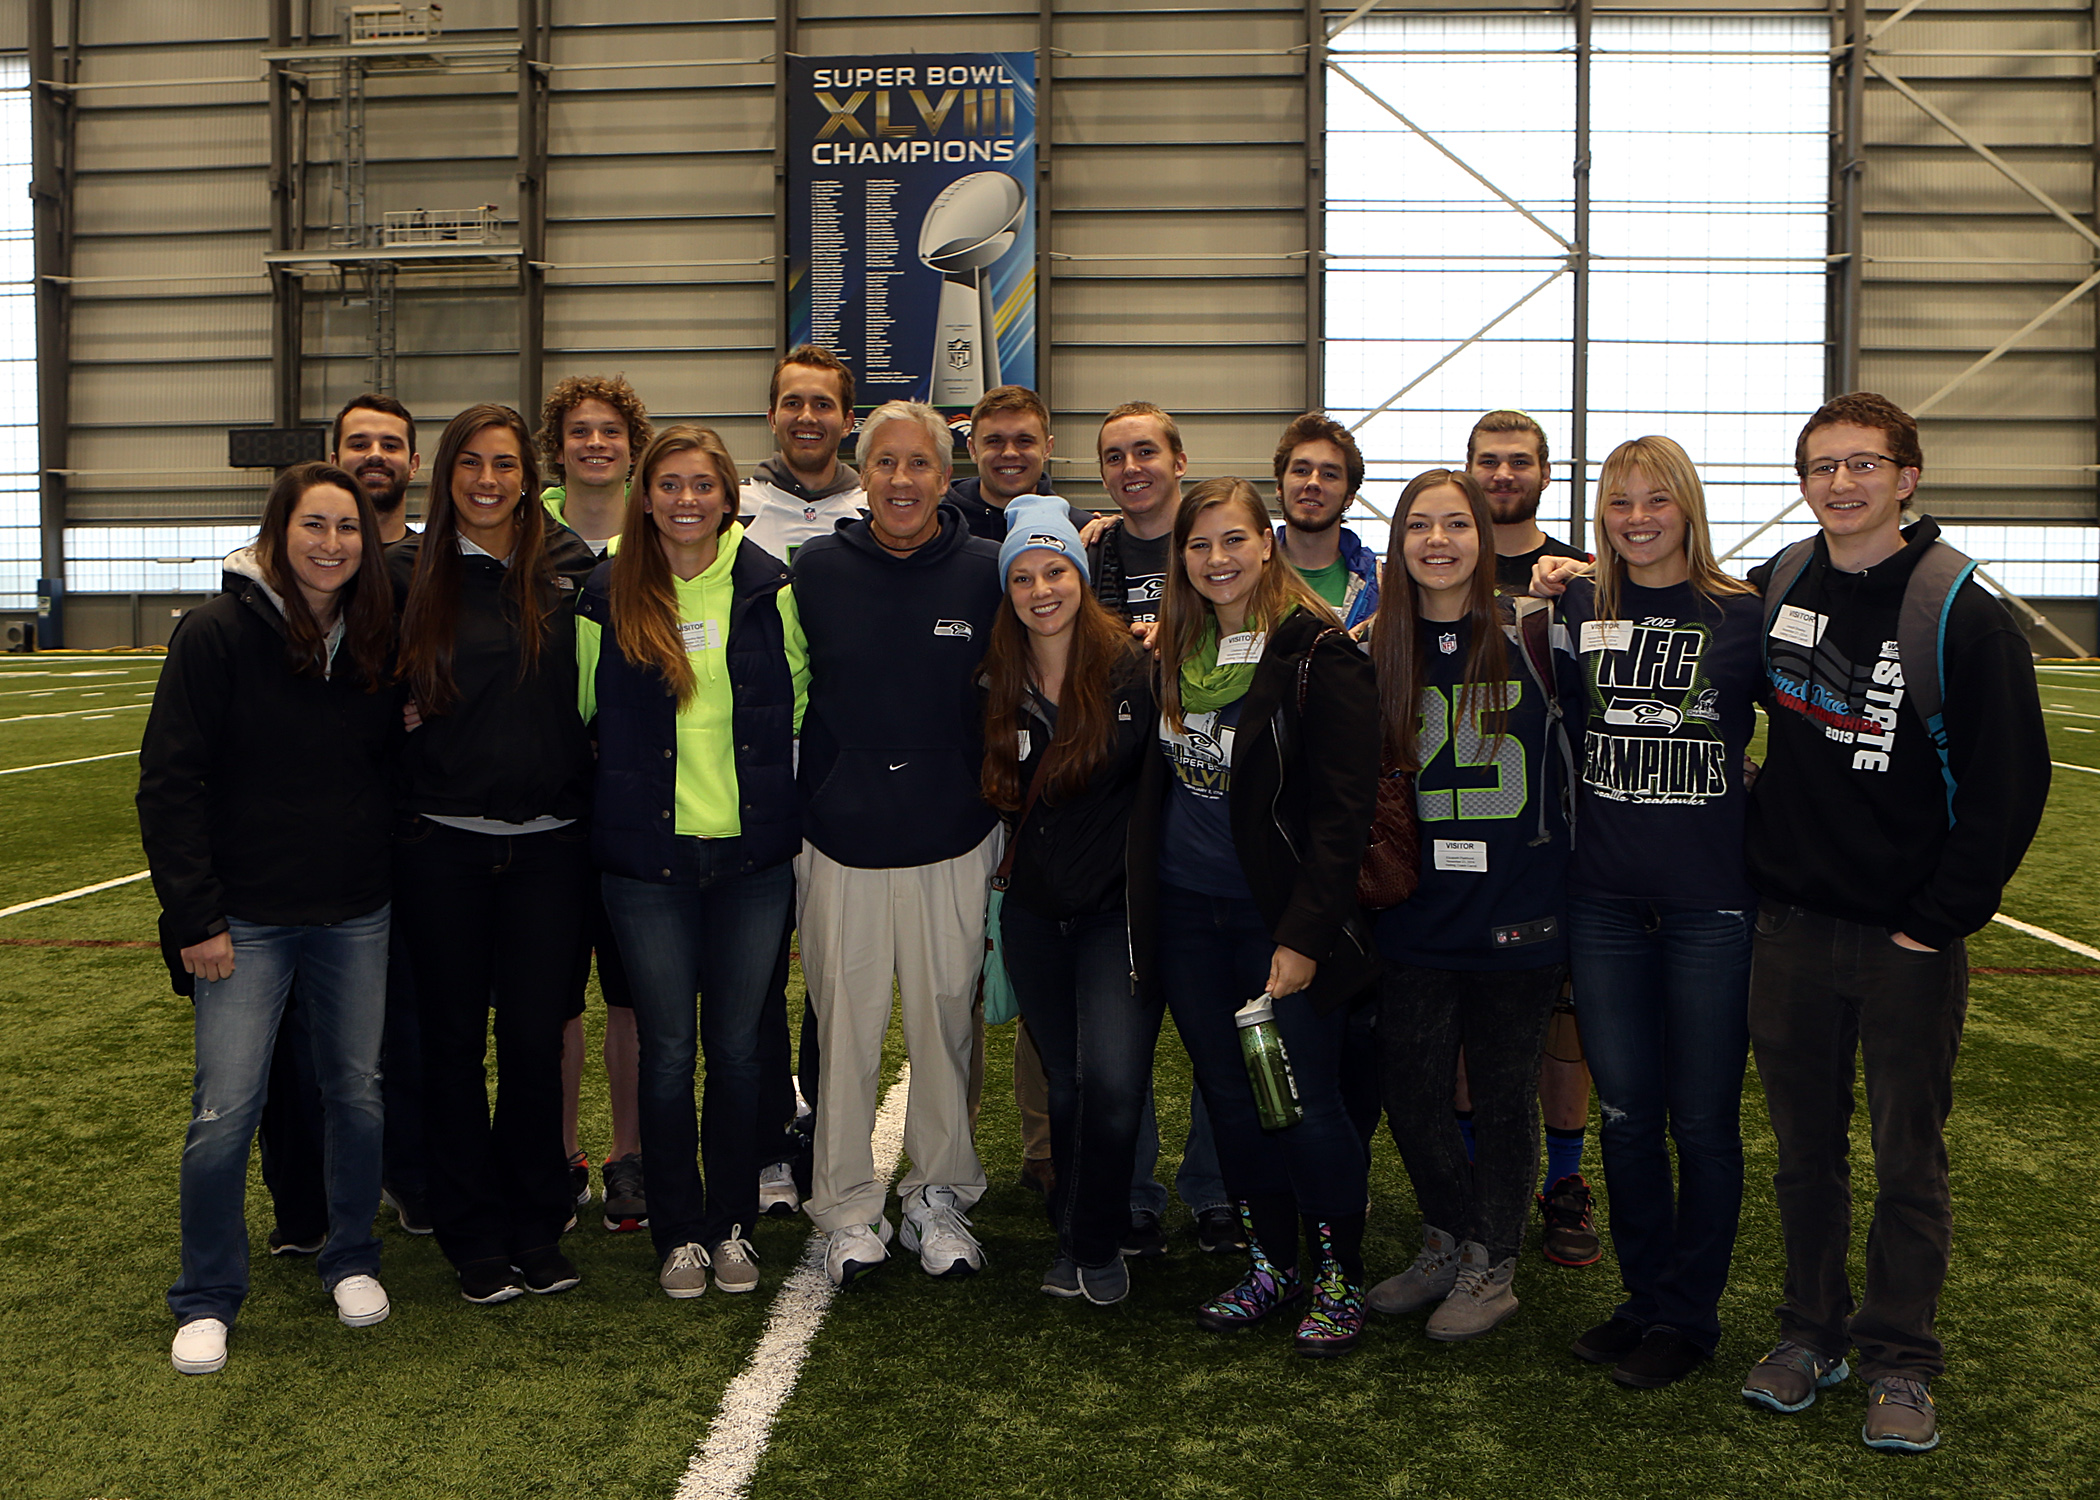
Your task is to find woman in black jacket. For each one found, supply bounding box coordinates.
[1131,477,1380,1355]
[981,497,1158,1306]
[140,461,400,1374]
[389,402,600,1305]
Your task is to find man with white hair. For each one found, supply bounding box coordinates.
[789,400,1005,1288]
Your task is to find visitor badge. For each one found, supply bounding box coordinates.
[1216,631,1267,666]
[1432,839,1488,873]
[1017,729,1032,759]
[679,619,722,652]
[1770,605,1826,649]
[1579,620,1633,654]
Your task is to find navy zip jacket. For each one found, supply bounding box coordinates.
[792,502,1003,868]
[945,475,1094,543]
[576,544,801,882]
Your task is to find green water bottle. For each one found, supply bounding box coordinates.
[1236,993,1303,1132]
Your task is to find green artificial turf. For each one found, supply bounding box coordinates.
[0,656,2096,1499]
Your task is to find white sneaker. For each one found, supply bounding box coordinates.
[900,1185,985,1278]
[171,1317,228,1374]
[758,1161,800,1218]
[824,1218,893,1289]
[332,1273,391,1327]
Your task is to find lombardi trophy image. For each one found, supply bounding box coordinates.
[919,171,1027,405]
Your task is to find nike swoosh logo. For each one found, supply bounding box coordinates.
[888,762,908,771]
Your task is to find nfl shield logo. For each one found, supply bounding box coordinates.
[946,338,973,371]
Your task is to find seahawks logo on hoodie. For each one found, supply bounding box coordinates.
[933,620,974,640]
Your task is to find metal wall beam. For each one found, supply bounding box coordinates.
[1038,0,1056,414]
[773,0,798,365]
[1305,0,1326,417]
[517,0,551,417]
[1831,0,1864,395]
[267,0,301,428]
[29,0,72,643]
[1570,0,1592,543]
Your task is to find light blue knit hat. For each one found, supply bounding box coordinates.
[997,494,1091,585]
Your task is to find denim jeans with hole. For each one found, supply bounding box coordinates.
[1568,897,1751,1352]
[168,905,390,1326]
[602,839,793,1256]
[1001,900,1165,1268]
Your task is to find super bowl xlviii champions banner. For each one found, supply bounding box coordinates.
[787,53,1038,415]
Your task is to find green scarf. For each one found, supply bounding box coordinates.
[1179,617,1260,716]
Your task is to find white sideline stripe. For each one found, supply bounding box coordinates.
[2052,760,2100,777]
[0,870,152,920]
[0,702,150,725]
[1992,913,2100,963]
[674,1063,913,1500]
[0,750,133,776]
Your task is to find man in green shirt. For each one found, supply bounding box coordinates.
[1271,412,1379,630]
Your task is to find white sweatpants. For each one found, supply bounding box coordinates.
[797,830,999,1231]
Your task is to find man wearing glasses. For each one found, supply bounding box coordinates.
[1737,392,2048,1454]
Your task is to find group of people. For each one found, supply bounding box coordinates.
[138,347,2050,1459]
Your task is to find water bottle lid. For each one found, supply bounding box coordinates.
[1234,993,1276,1028]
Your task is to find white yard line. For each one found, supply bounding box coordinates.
[2052,760,2099,777]
[1993,913,2100,962]
[2043,705,2100,721]
[0,751,133,776]
[0,871,152,921]
[674,1063,913,1500]
[0,702,150,725]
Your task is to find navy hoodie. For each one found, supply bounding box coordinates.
[791,502,1003,868]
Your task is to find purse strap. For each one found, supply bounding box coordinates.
[1295,625,1351,713]
[991,731,1054,890]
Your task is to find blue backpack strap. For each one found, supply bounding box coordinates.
[1898,539,1980,814]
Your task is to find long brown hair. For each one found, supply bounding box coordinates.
[253,460,393,688]
[1370,469,1509,773]
[398,403,551,713]
[607,425,742,709]
[1157,476,1335,732]
[1591,435,1755,624]
[980,565,1140,811]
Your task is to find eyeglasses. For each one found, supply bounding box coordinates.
[1803,453,1900,481]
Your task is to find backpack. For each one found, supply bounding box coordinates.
[1509,596,1578,847]
[1759,536,1980,810]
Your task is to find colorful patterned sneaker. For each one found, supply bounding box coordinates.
[1741,1340,1851,1414]
[1537,1173,1602,1267]
[601,1153,647,1232]
[1293,1225,1366,1358]
[1195,1206,1305,1332]
[1863,1376,1939,1454]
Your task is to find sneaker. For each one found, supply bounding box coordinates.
[659,1242,711,1300]
[900,1185,985,1277]
[171,1317,228,1374]
[380,1183,433,1236]
[1863,1376,1939,1454]
[331,1273,391,1327]
[1294,1226,1365,1358]
[1538,1173,1602,1267]
[1020,1156,1056,1197]
[1120,1209,1168,1259]
[568,1150,591,1208]
[1611,1325,1709,1389]
[1425,1241,1519,1342]
[1196,1209,1305,1331]
[1572,1314,1646,1365]
[825,1218,893,1289]
[711,1228,761,1294]
[1079,1256,1130,1306]
[601,1153,647,1232]
[458,1257,526,1305]
[1742,1340,1851,1414]
[511,1244,581,1295]
[267,1227,324,1257]
[1195,1206,1247,1255]
[758,1160,800,1219]
[1367,1225,1460,1316]
[1041,1255,1082,1298]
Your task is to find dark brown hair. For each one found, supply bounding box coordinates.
[1466,409,1550,469]
[608,425,743,709]
[1370,469,1509,773]
[536,373,653,479]
[254,461,393,688]
[398,404,553,714]
[769,345,856,412]
[980,568,1140,811]
[1793,391,1922,477]
[971,384,1051,431]
[1272,412,1364,499]
[331,392,416,457]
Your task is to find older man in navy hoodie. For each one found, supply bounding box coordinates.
[792,399,1005,1289]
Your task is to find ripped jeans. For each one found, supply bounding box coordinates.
[1568,897,1751,1353]
[169,906,390,1326]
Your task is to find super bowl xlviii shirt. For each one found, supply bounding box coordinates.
[1159,695,1253,900]
[1557,577,1761,910]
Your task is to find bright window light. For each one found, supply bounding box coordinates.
[63,527,260,594]
[1,56,36,612]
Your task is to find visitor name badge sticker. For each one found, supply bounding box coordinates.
[1216,631,1267,666]
[1017,728,1031,759]
[1770,604,1827,648]
[679,619,723,652]
[1432,838,1487,873]
[1579,620,1634,654]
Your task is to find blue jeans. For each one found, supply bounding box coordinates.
[1156,884,1366,1222]
[1567,898,1751,1352]
[1001,900,1165,1269]
[1131,1088,1227,1218]
[603,839,793,1256]
[168,906,390,1326]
